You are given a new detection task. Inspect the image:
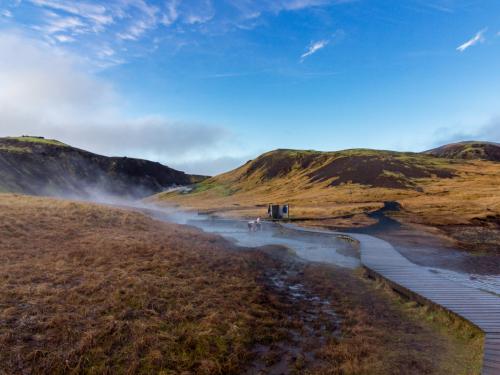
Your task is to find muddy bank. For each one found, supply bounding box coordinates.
[244,247,483,375]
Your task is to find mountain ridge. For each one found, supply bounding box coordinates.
[0,136,206,198]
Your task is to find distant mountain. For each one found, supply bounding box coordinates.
[154,148,458,213]
[210,148,455,191]
[424,141,500,162]
[0,136,206,199]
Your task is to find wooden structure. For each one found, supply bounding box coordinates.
[282,224,500,375]
[268,204,289,220]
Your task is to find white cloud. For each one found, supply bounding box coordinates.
[0,31,234,173]
[53,33,75,43]
[300,39,329,61]
[161,0,179,25]
[38,14,86,35]
[456,28,486,52]
[1,9,13,18]
[280,0,336,11]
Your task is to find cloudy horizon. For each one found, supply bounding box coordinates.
[1,1,500,174]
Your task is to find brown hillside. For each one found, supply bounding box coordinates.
[0,136,206,198]
[230,149,456,189]
[425,141,500,161]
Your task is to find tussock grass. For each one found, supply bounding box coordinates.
[0,194,287,374]
[0,194,484,374]
[300,265,483,375]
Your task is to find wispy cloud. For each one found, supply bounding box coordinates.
[53,34,75,43]
[30,0,113,30]
[3,0,352,68]
[1,9,13,18]
[301,39,329,61]
[456,28,487,52]
[414,1,454,13]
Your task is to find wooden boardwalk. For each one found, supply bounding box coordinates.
[282,224,500,375]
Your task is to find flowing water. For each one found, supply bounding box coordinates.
[128,204,500,296]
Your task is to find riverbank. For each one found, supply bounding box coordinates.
[0,194,484,374]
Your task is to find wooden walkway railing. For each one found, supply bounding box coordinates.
[281,224,500,375]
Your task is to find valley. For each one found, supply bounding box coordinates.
[0,139,498,374]
[155,144,500,256]
[0,194,484,374]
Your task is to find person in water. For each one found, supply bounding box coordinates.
[248,218,262,232]
[248,220,255,231]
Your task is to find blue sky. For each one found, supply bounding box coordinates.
[0,0,499,174]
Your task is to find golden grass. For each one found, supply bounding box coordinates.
[156,159,500,225]
[155,157,500,252]
[0,194,484,374]
[300,265,484,375]
[0,194,288,374]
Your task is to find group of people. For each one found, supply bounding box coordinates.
[247,217,262,232]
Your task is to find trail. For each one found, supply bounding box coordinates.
[123,202,500,374]
[282,224,500,375]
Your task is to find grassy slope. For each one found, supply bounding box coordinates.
[155,148,499,224]
[0,136,201,197]
[0,194,483,374]
[0,136,67,153]
[425,141,500,161]
[0,195,286,374]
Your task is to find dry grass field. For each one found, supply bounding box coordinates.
[0,194,288,374]
[155,149,500,253]
[0,194,484,374]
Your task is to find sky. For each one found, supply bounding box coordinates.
[0,0,499,175]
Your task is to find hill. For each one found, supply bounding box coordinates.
[0,136,206,199]
[155,147,500,253]
[233,148,455,189]
[424,141,500,161]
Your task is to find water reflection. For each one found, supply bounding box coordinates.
[187,219,361,269]
[141,206,359,268]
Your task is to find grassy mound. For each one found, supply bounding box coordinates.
[236,149,455,189]
[0,195,283,374]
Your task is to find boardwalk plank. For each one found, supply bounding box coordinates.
[283,224,500,375]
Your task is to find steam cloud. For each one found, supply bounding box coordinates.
[0,30,237,174]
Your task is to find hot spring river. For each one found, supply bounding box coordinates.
[144,207,361,269]
[129,204,500,297]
